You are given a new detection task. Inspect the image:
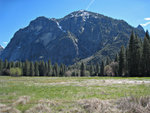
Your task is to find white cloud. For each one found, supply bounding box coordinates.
[144,18,150,21]
[140,17,150,27]
[3,42,8,45]
[86,0,95,10]
[140,22,150,27]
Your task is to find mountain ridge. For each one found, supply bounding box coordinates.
[0,10,145,65]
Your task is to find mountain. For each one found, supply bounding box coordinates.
[137,25,145,31]
[0,45,3,55]
[0,10,145,65]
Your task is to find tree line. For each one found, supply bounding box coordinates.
[80,31,150,77]
[117,31,150,77]
[0,31,150,77]
[0,60,67,76]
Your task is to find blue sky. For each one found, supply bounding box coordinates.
[0,0,150,48]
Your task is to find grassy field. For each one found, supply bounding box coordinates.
[0,76,150,113]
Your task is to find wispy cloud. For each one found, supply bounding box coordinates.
[140,22,150,27]
[86,0,95,10]
[144,18,150,21]
[140,17,150,27]
[3,42,8,45]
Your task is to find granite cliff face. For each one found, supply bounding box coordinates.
[0,45,3,55]
[0,10,145,65]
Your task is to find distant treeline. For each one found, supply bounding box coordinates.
[0,31,150,77]
[0,60,68,76]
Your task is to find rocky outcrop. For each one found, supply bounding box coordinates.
[0,10,145,65]
[0,45,3,55]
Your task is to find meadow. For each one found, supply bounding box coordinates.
[0,76,150,113]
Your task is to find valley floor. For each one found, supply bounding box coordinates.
[0,76,150,113]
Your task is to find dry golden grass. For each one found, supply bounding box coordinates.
[12,96,30,106]
[24,104,51,113]
[0,103,20,113]
[0,96,150,113]
[117,96,150,113]
[78,98,120,113]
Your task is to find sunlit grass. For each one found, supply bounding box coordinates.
[0,76,150,112]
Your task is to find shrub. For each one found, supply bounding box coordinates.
[10,68,22,76]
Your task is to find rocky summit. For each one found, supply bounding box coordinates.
[0,10,145,65]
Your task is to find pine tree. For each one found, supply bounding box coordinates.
[115,54,119,62]
[89,64,94,76]
[0,60,3,74]
[8,62,11,69]
[10,61,15,68]
[80,63,86,76]
[53,63,59,77]
[119,46,126,76]
[95,63,100,76]
[4,59,8,69]
[125,47,129,75]
[60,64,65,76]
[34,61,39,76]
[15,62,19,67]
[145,30,150,41]
[128,32,137,76]
[134,35,142,76]
[30,62,35,76]
[128,32,142,76]
[18,61,22,68]
[45,62,48,76]
[48,60,52,76]
[100,61,104,76]
[141,37,150,76]
[106,57,111,65]
[39,60,46,76]
[23,60,30,76]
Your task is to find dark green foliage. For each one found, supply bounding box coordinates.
[60,64,66,76]
[117,31,150,77]
[34,61,39,76]
[53,63,59,77]
[146,30,150,41]
[141,37,150,76]
[0,60,67,76]
[80,63,86,76]
[127,32,141,76]
[127,32,142,76]
[100,61,105,76]
[30,62,35,76]
[119,46,126,76]
[39,60,46,76]
[0,60,3,74]
[95,63,100,76]
[115,54,119,62]
[106,57,111,65]
[48,60,52,76]
[89,64,94,76]
[23,60,30,76]
[4,59,8,69]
